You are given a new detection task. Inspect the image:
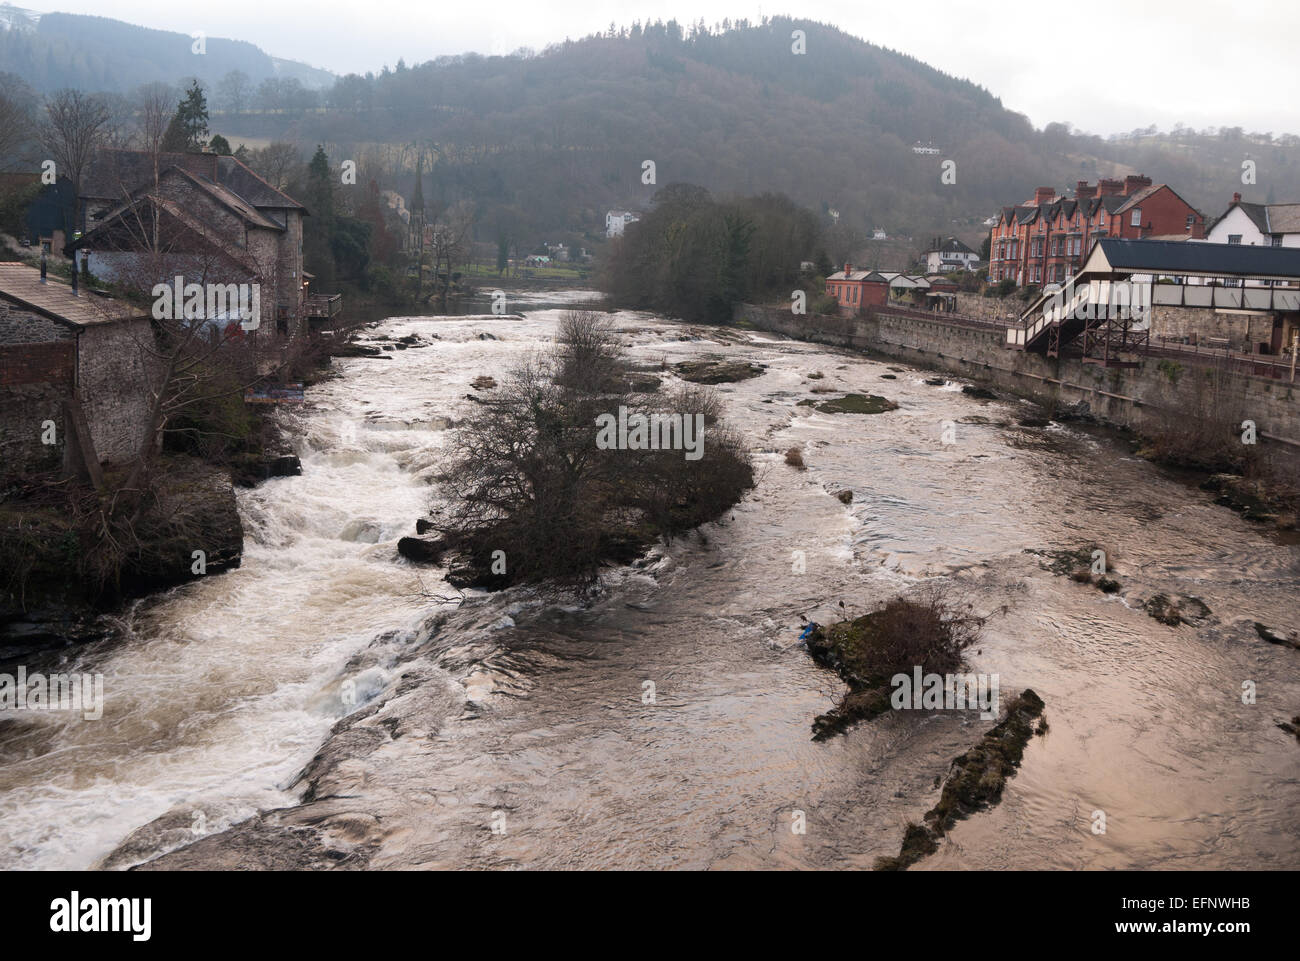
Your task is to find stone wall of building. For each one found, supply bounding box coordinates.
[76,318,157,464]
[0,304,156,475]
[0,302,74,346]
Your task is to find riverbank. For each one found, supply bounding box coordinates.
[0,330,366,655]
[736,301,1300,532]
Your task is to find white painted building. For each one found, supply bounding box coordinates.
[922,237,979,273]
[605,210,640,238]
[1205,192,1300,248]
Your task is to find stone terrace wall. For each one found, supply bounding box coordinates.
[736,303,1300,447]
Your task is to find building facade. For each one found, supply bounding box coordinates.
[923,237,979,273]
[0,263,155,479]
[824,263,889,313]
[69,150,318,336]
[989,176,1205,287]
[1205,193,1300,248]
[606,210,640,237]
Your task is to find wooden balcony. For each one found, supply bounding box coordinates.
[305,293,342,319]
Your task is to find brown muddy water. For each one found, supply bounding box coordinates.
[2,299,1297,870]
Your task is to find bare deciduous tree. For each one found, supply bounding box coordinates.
[216,70,253,115]
[40,89,111,198]
[246,141,301,191]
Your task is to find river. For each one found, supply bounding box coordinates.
[2,296,1297,870]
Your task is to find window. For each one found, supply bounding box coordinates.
[1131,209,1142,226]
[1186,215,1196,230]
[1272,235,1283,247]
[1228,235,1242,245]
[1098,211,1106,227]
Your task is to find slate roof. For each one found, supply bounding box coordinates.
[82,149,304,212]
[927,237,977,255]
[0,262,141,326]
[827,269,890,282]
[67,196,263,276]
[1221,201,1300,236]
[1093,238,1300,277]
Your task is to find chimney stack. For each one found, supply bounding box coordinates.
[1075,181,1097,201]
[1098,178,1123,196]
[1034,186,1056,206]
[1233,192,1242,205]
[1123,174,1153,195]
[844,262,852,276]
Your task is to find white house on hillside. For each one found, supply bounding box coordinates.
[605,210,640,238]
[923,237,979,273]
[1205,192,1300,248]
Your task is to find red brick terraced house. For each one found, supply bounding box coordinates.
[988,176,1205,287]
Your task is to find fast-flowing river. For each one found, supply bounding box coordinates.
[2,296,1298,870]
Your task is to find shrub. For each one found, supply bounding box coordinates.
[434,311,754,587]
[828,583,984,687]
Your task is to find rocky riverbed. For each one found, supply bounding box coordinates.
[2,301,1297,871]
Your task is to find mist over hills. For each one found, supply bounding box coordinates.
[0,5,334,94]
[4,10,1298,255]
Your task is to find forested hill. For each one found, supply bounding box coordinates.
[307,17,1054,247]
[8,12,1299,254]
[0,7,334,93]
[294,16,1299,254]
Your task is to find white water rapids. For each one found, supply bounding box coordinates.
[1,297,1297,870]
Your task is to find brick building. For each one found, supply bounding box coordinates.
[824,263,890,313]
[0,262,154,479]
[988,176,1205,287]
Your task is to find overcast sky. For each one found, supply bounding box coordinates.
[28,0,1298,136]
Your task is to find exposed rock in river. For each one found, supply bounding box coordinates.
[674,359,765,384]
[875,689,1046,871]
[797,393,898,415]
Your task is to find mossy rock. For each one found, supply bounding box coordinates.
[875,689,1046,871]
[1145,593,1211,627]
[797,393,899,415]
[1026,544,1106,578]
[674,360,765,384]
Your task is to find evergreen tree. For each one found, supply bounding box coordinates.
[160,81,209,151]
[302,144,336,287]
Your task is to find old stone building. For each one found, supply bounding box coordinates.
[0,262,155,480]
[66,150,337,337]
